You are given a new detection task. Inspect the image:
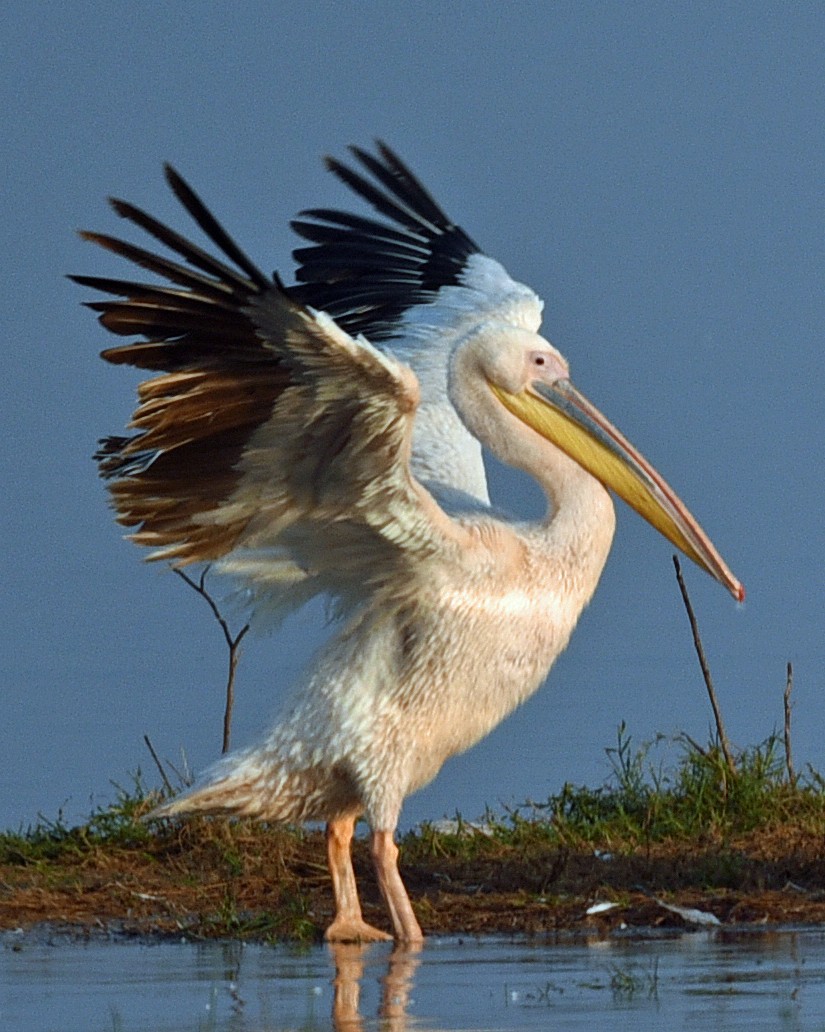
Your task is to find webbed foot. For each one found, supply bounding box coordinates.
[324,918,393,943]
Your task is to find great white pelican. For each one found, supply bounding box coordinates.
[75,142,743,943]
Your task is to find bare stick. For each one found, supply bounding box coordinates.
[678,731,709,759]
[784,661,796,786]
[672,556,736,778]
[174,566,250,754]
[144,734,174,795]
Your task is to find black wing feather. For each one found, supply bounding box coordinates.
[293,211,430,250]
[73,166,274,382]
[290,141,481,341]
[163,164,271,291]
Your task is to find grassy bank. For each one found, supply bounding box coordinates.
[3,727,825,942]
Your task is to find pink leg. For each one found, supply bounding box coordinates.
[324,816,392,942]
[370,829,424,943]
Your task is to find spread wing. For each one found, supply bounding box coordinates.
[73,166,467,618]
[290,141,482,342]
[291,142,544,507]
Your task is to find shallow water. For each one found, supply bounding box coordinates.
[2,927,823,1031]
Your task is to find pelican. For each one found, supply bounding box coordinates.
[75,142,743,943]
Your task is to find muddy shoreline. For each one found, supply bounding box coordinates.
[4,821,825,942]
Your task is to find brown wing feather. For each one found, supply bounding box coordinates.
[77,166,465,598]
[104,368,291,564]
[74,168,291,565]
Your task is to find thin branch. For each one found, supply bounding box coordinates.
[174,566,250,754]
[784,661,796,786]
[672,555,736,779]
[143,734,174,795]
[677,731,709,759]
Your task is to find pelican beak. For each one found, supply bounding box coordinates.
[490,378,744,602]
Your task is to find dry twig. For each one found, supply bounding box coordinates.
[677,731,709,759]
[784,661,796,785]
[143,734,174,795]
[672,556,736,779]
[174,566,250,754]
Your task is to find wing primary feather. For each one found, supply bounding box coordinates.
[291,143,482,341]
[163,164,271,290]
[323,156,428,232]
[108,197,257,292]
[69,273,222,305]
[74,231,243,298]
[352,142,453,232]
[292,213,430,250]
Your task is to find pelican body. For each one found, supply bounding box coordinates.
[76,143,742,942]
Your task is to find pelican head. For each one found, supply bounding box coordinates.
[454,325,744,602]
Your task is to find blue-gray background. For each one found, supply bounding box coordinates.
[3,2,822,832]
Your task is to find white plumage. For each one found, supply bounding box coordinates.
[76,143,742,942]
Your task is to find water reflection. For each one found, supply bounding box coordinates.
[330,942,422,1030]
[4,927,825,1030]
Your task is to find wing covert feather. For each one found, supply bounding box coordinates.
[221,293,468,600]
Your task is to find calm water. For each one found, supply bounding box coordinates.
[2,928,823,1031]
